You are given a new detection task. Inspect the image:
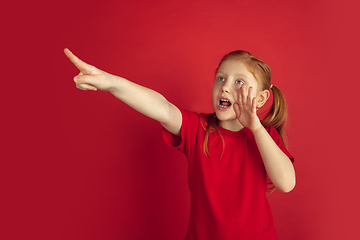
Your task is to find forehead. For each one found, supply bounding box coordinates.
[217,60,256,81]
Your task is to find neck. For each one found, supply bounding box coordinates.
[219,119,244,132]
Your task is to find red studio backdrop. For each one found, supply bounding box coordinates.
[2,0,360,239]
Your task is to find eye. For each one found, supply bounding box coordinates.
[235,80,244,85]
[219,77,225,82]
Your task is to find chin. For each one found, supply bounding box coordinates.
[214,111,236,122]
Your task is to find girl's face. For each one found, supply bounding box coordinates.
[211,59,264,130]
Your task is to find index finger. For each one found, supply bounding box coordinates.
[247,86,254,99]
[64,48,88,72]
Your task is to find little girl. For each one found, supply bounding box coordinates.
[64,48,295,240]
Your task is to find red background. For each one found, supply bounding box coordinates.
[2,0,360,239]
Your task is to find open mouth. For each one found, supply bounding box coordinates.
[219,99,231,108]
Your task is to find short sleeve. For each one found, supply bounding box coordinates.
[266,125,294,163]
[162,108,200,157]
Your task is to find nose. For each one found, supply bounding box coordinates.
[221,81,230,93]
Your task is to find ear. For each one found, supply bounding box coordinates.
[256,89,270,108]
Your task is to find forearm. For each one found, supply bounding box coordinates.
[252,126,295,192]
[109,75,181,135]
[64,48,181,135]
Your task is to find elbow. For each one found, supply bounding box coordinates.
[274,164,296,193]
[277,177,296,193]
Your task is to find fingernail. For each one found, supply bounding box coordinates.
[74,76,79,82]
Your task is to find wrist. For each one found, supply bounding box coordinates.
[108,75,125,93]
[251,124,265,135]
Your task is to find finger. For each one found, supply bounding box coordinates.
[74,74,97,86]
[251,97,257,113]
[247,86,257,113]
[64,48,92,73]
[247,86,254,106]
[74,75,98,91]
[76,83,97,91]
[240,84,247,106]
[247,86,253,98]
[233,102,241,119]
[237,85,244,106]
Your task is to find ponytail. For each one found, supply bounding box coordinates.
[261,85,288,148]
[201,113,224,157]
[209,50,290,192]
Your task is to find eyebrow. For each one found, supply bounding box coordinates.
[216,71,249,79]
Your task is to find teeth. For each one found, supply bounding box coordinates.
[220,99,230,108]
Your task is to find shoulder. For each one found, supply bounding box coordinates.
[162,108,211,154]
[178,108,214,129]
[263,125,284,147]
[264,125,294,162]
[264,125,280,138]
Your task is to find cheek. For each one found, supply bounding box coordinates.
[211,85,221,107]
[211,84,218,97]
[211,92,217,106]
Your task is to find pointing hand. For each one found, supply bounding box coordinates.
[64,48,114,91]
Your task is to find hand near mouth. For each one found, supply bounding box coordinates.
[233,85,262,133]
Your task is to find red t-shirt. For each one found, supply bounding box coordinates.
[162,109,294,240]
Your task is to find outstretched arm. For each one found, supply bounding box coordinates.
[64,48,182,136]
[234,85,295,193]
